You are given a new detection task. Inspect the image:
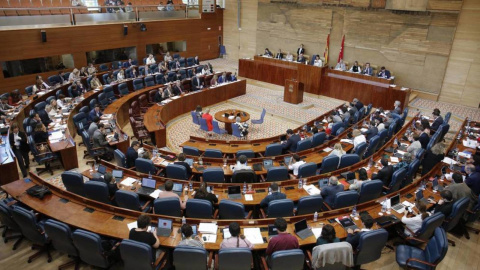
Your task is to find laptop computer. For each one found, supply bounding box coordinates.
[92,164,107,179]
[416,190,428,205]
[263,159,273,170]
[338,217,359,231]
[319,178,329,188]
[112,170,123,181]
[279,135,287,142]
[390,194,405,213]
[253,163,263,171]
[284,156,292,165]
[432,177,444,191]
[294,219,314,240]
[228,186,242,200]
[268,224,278,239]
[137,178,157,196]
[156,218,173,237]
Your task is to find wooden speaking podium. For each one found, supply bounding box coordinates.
[284,79,304,104]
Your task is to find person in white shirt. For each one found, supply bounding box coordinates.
[349,61,361,73]
[146,54,156,74]
[232,155,251,172]
[352,129,366,150]
[407,133,422,156]
[313,55,323,67]
[57,94,66,109]
[71,0,84,6]
[328,143,345,158]
[47,104,56,118]
[335,59,346,71]
[68,68,80,82]
[157,1,166,10]
[375,117,385,132]
[288,154,306,177]
[401,201,430,236]
[117,69,125,81]
[201,65,211,75]
[164,52,173,62]
[285,52,293,61]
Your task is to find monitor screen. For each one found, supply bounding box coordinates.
[97,164,107,174]
[112,170,123,178]
[294,219,308,232]
[228,186,241,195]
[172,183,183,192]
[157,219,172,229]
[142,178,156,189]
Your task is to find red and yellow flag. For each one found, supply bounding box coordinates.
[323,34,330,65]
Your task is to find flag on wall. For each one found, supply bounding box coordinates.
[323,34,329,65]
[337,35,345,63]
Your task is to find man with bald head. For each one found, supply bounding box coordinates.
[321,176,344,206]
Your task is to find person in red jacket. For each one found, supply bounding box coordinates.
[202,108,213,131]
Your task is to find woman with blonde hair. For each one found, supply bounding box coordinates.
[352,129,366,149]
[421,142,445,175]
[328,143,345,158]
[210,74,218,86]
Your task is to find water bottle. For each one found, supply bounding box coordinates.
[181,216,186,225]
[352,205,358,217]
[450,160,454,170]
[243,182,247,194]
[198,156,203,165]
[148,171,152,179]
[298,177,303,189]
[313,211,318,222]
[189,181,193,191]
[381,199,387,213]
[394,137,398,147]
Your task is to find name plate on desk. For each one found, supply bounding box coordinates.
[288,84,294,93]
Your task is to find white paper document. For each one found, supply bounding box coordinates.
[463,140,477,149]
[121,177,138,186]
[244,194,253,201]
[323,147,333,153]
[49,131,64,140]
[312,228,323,239]
[127,221,151,231]
[198,223,218,235]
[149,189,162,198]
[243,228,264,244]
[442,157,457,165]
[390,157,400,163]
[303,184,321,195]
[340,139,353,144]
[201,234,217,243]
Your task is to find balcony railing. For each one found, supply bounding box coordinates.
[0,5,202,29]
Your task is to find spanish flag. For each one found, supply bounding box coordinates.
[323,34,329,65]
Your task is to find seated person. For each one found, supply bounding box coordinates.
[377,66,391,79]
[407,133,422,156]
[174,153,192,178]
[56,94,66,109]
[210,74,218,86]
[328,143,346,159]
[194,182,218,206]
[282,129,301,153]
[89,104,103,122]
[29,113,42,130]
[352,98,364,110]
[265,217,299,263]
[428,190,454,217]
[154,88,164,102]
[313,55,323,67]
[234,116,249,137]
[349,61,361,73]
[260,182,286,209]
[117,69,125,81]
[47,104,57,118]
[362,121,378,141]
[88,116,100,138]
[393,100,402,115]
[232,155,252,172]
[348,168,370,191]
[178,224,204,247]
[157,180,188,209]
[172,80,184,96]
[38,108,52,127]
[90,73,102,89]
[285,52,293,61]
[106,72,116,84]
[401,201,430,236]
[372,156,393,187]
[297,53,306,63]
[275,49,283,59]
[430,108,444,134]
[446,172,471,201]
[33,123,49,143]
[103,172,118,197]
[194,105,203,119]
[93,123,114,159]
[0,96,13,114]
[362,62,373,76]
[320,176,344,206]
[201,108,213,131]
[192,74,204,91]
[335,59,346,71]
[220,222,254,249]
[129,214,161,258]
[346,216,375,250]
[263,48,273,57]
[201,65,211,75]
[288,154,306,177]
[352,129,366,150]
[8,89,22,106]
[315,224,339,246]
[126,141,140,168]
[217,72,229,84]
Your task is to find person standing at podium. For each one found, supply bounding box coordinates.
[297,44,305,56]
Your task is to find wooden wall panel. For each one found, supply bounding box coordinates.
[0,11,223,93]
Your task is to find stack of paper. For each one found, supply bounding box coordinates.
[390,157,400,163]
[340,139,353,144]
[323,147,333,152]
[202,234,217,243]
[223,228,231,239]
[312,228,323,239]
[49,131,64,140]
[121,177,137,186]
[243,228,264,244]
[463,140,477,149]
[127,221,151,231]
[149,189,162,198]
[442,157,457,165]
[304,184,320,195]
[244,194,253,201]
[459,151,472,159]
[198,223,218,235]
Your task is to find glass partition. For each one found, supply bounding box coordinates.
[146,41,187,56]
[86,46,137,64]
[2,54,74,78]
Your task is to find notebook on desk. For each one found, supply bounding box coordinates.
[294,219,314,240]
[227,186,242,200]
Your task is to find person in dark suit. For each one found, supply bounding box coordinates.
[33,123,49,143]
[297,44,305,56]
[126,141,140,168]
[393,100,402,115]
[377,66,391,79]
[465,164,480,196]
[172,80,184,96]
[418,127,430,149]
[38,108,52,127]
[154,88,164,103]
[194,56,200,65]
[192,74,203,91]
[297,53,306,63]
[194,182,218,206]
[428,190,454,217]
[29,113,42,130]
[93,123,113,158]
[260,182,286,209]
[263,48,273,57]
[275,49,283,59]
[352,98,364,111]
[320,176,344,206]
[9,124,30,178]
[363,121,378,141]
[282,129,301,153]
[430,108,444,134]
[346,216,374,250]
[217,72,229,84]
[373,157,394,187]
[362,62,373,76]
[174,153,192,179]
[88,104,103,122]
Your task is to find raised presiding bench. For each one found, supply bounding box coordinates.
[144,80,247,148]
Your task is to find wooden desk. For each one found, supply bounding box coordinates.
[0,133,19,185]
[214,109,250,134]
[144,80,247,148]
[239,57,411,110]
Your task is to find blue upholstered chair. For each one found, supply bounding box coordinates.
[173,246,209,270]
[166,164,189,180]
[115,190,152,212]
[72,229,117,268]
[61,171,85,196]
[298,162,317,178]
[183,146,200,156]
[44,219,79,269]
[186,199,213,218]
[217,248,252,270]
[264,199,294,218]
[120,239,164,270]
[384,168,407,194]
[266,167,290,182]
[84,181,112,205]
[203,149,223,158]
[202,168,224,183]
[338,154,360,169]
[357,180,383,204]
[236,150,255,159]
[327,190,359,209]
[264,143,283,157]
[218,200,252,219]
[353,229,388,268]
[296,196,323,215]
[153,197,182,217]
[135,158,157,175]
[113,149,127,168]
[320,156,339,173]
[266,249,304,270]
[312,132,327,148]
[296,139,312,152]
